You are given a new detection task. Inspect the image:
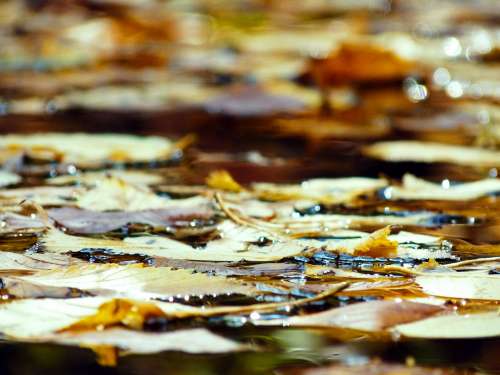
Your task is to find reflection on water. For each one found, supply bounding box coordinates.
[1,328,499,374]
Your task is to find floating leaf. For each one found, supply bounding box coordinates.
[256,300,444,332]
[388,174,500,201]
[0,252,83,274]
[47,170,164,187]
[15,263,259,299]
[252,177,386,204]
[0,133,177,166]
[394,311,500,339]
[364,141,500,167]
[206,170,243,192]
[0,170,21,187]
[41,221,309,262]
[48,206,215,234]
[75,178,211,212]
[415,273,500,300]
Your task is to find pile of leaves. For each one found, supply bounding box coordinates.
[0,136,497,371]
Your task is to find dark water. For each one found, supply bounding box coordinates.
[1,328,499,374]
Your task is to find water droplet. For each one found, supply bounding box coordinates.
[249,311,261,320]
[446,81,464,98]
[443,37,462,57]
[433,67,451,86]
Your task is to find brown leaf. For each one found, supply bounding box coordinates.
[48,206,214,234]
[256,300,445,332]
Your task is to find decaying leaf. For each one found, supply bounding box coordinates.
[0,133,177,165]
[41,221,309,262]
[0,252,83,274]
[206,170,243,192]
[75,178,212,212]
[394,311,500,339]
[0,170,21,187]
[364,141,500,167]
[271,212,437,230]
[0,284,346,337]
[308,42,416,86]
[14,263,259,299]
[0,212,45,233]
[415,273,500,300]
[47,170,164,187]
[252,177,387,204]
[0,185,81,206]
[388,174,500,201]
[303,228,452,259]
[256,300,445,332]
[48,206,215,234]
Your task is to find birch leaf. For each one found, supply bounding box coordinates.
[394,311,500,339]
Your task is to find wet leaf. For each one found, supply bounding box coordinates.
[15,263,259,299]
[389,174,500,201]
[48,206,214,234]
[75,178,212,212]
[206,170,243,192]
[256,300,445,332]
[415,273,500,300]
[0,252,83,274]
[394,311,500,339]
[0,170,21,187]
[252,177,386,204]
[47,170,164,187]
[41,221,309,262]
[0,133,177,166]
[364,141,500,167]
